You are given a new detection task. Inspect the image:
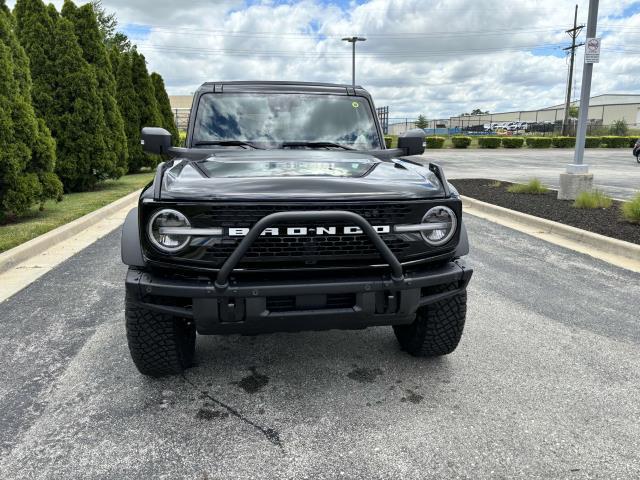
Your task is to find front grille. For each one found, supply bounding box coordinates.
[142,200,461,270]
[207,235,410,259]
[190,203,415,227]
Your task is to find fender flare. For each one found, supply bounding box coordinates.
[453,218,469,258]
[121,207,145,267]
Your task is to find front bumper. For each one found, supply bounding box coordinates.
[126,260,472,334]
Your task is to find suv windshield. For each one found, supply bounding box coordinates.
[192,93,382,150]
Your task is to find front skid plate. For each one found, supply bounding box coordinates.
[126,261,472,334]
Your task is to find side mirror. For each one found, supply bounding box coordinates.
[397,129,425,156]
[141,127,172,154]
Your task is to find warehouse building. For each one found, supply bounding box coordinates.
[389,94,640,135]
[449,94,640,129]
[168,95,194,130]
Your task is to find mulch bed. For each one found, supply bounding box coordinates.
[451,179,640,245]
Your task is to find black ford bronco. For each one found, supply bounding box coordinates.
[121,81,472,377]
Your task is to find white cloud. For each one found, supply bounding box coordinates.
[8,0,640,119]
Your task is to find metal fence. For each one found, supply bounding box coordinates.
[376,106,389,134]
[390,121,639,137]
[455,121,639,137]
[172,108,191,131]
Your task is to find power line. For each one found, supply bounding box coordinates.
[136,42,572,57]
[124,22,582,39]
[135,41,636,59]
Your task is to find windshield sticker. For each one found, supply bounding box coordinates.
[352,101,359,108]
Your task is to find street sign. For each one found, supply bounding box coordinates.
[585,37,601,63]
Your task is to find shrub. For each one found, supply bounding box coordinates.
[507,179,548,194]
[622,194,640,223]
[627,136,639,148]
[609,119,628,136]
[525,137,553,148]
[383,135,398,148]
[501,137,524,148]
[451,136,471,148]
[601,136,628,148]
[478,137,501,148]
[584,137,602,148]
[179,130,187,147]
[425,136,445,149]
[573,190,612,209]
[552,136,576,148]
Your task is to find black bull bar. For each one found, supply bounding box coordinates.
[213,210,405,291]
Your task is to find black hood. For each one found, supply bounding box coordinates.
[159,150,444,201]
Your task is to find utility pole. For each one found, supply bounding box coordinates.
[561,5,584,136]
[341,36,366,86]
[558,0,599,200]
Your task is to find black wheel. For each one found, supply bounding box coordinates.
[636,155,640,164]
[393,290,467,357]
[125,291,196,377]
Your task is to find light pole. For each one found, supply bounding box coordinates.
[558,0,599,200]
[341,36,366,86]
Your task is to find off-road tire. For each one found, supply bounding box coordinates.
[393,290,467,356]
[125,292,196,377]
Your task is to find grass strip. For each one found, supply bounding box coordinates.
[0,173,153,253]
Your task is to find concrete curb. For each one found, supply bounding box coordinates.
[461,195,640,264]
[0,189,141,274]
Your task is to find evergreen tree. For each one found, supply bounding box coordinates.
[0,1,61,221]
[15,0,114,191]
[150,72,179,145]
[62,0,127,178]
[112,50,145,172]
[131,51,161,129]
[117,49,161,172]
[13,0,56,121]
[415,114,428,129]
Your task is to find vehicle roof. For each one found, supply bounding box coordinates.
[196,81,368,95]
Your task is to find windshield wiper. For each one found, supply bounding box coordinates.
[194,140,264,149]
[281,141,354,150]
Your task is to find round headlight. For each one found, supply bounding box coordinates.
[148,209,191,252]
[421,206,457,246]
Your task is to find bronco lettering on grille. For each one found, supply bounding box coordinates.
[227,226,391,236]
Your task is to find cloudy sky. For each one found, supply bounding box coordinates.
[9,0,640,120]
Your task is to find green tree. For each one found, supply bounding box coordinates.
[610,119,629,136]
[125,50,161,171]
[0,1,61,221]
[150,72,179,144]
[13,0,57,121]
[62,0,127,178]
[415,114,428,129]
[112,50,145,171]
[90,0,130,53]
[16,0,114,191]
[568,105,579,118]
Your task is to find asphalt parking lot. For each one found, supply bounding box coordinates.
[1,215,639,479]
[418,148,640,200]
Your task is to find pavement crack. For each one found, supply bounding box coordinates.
[182,375,284,452]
